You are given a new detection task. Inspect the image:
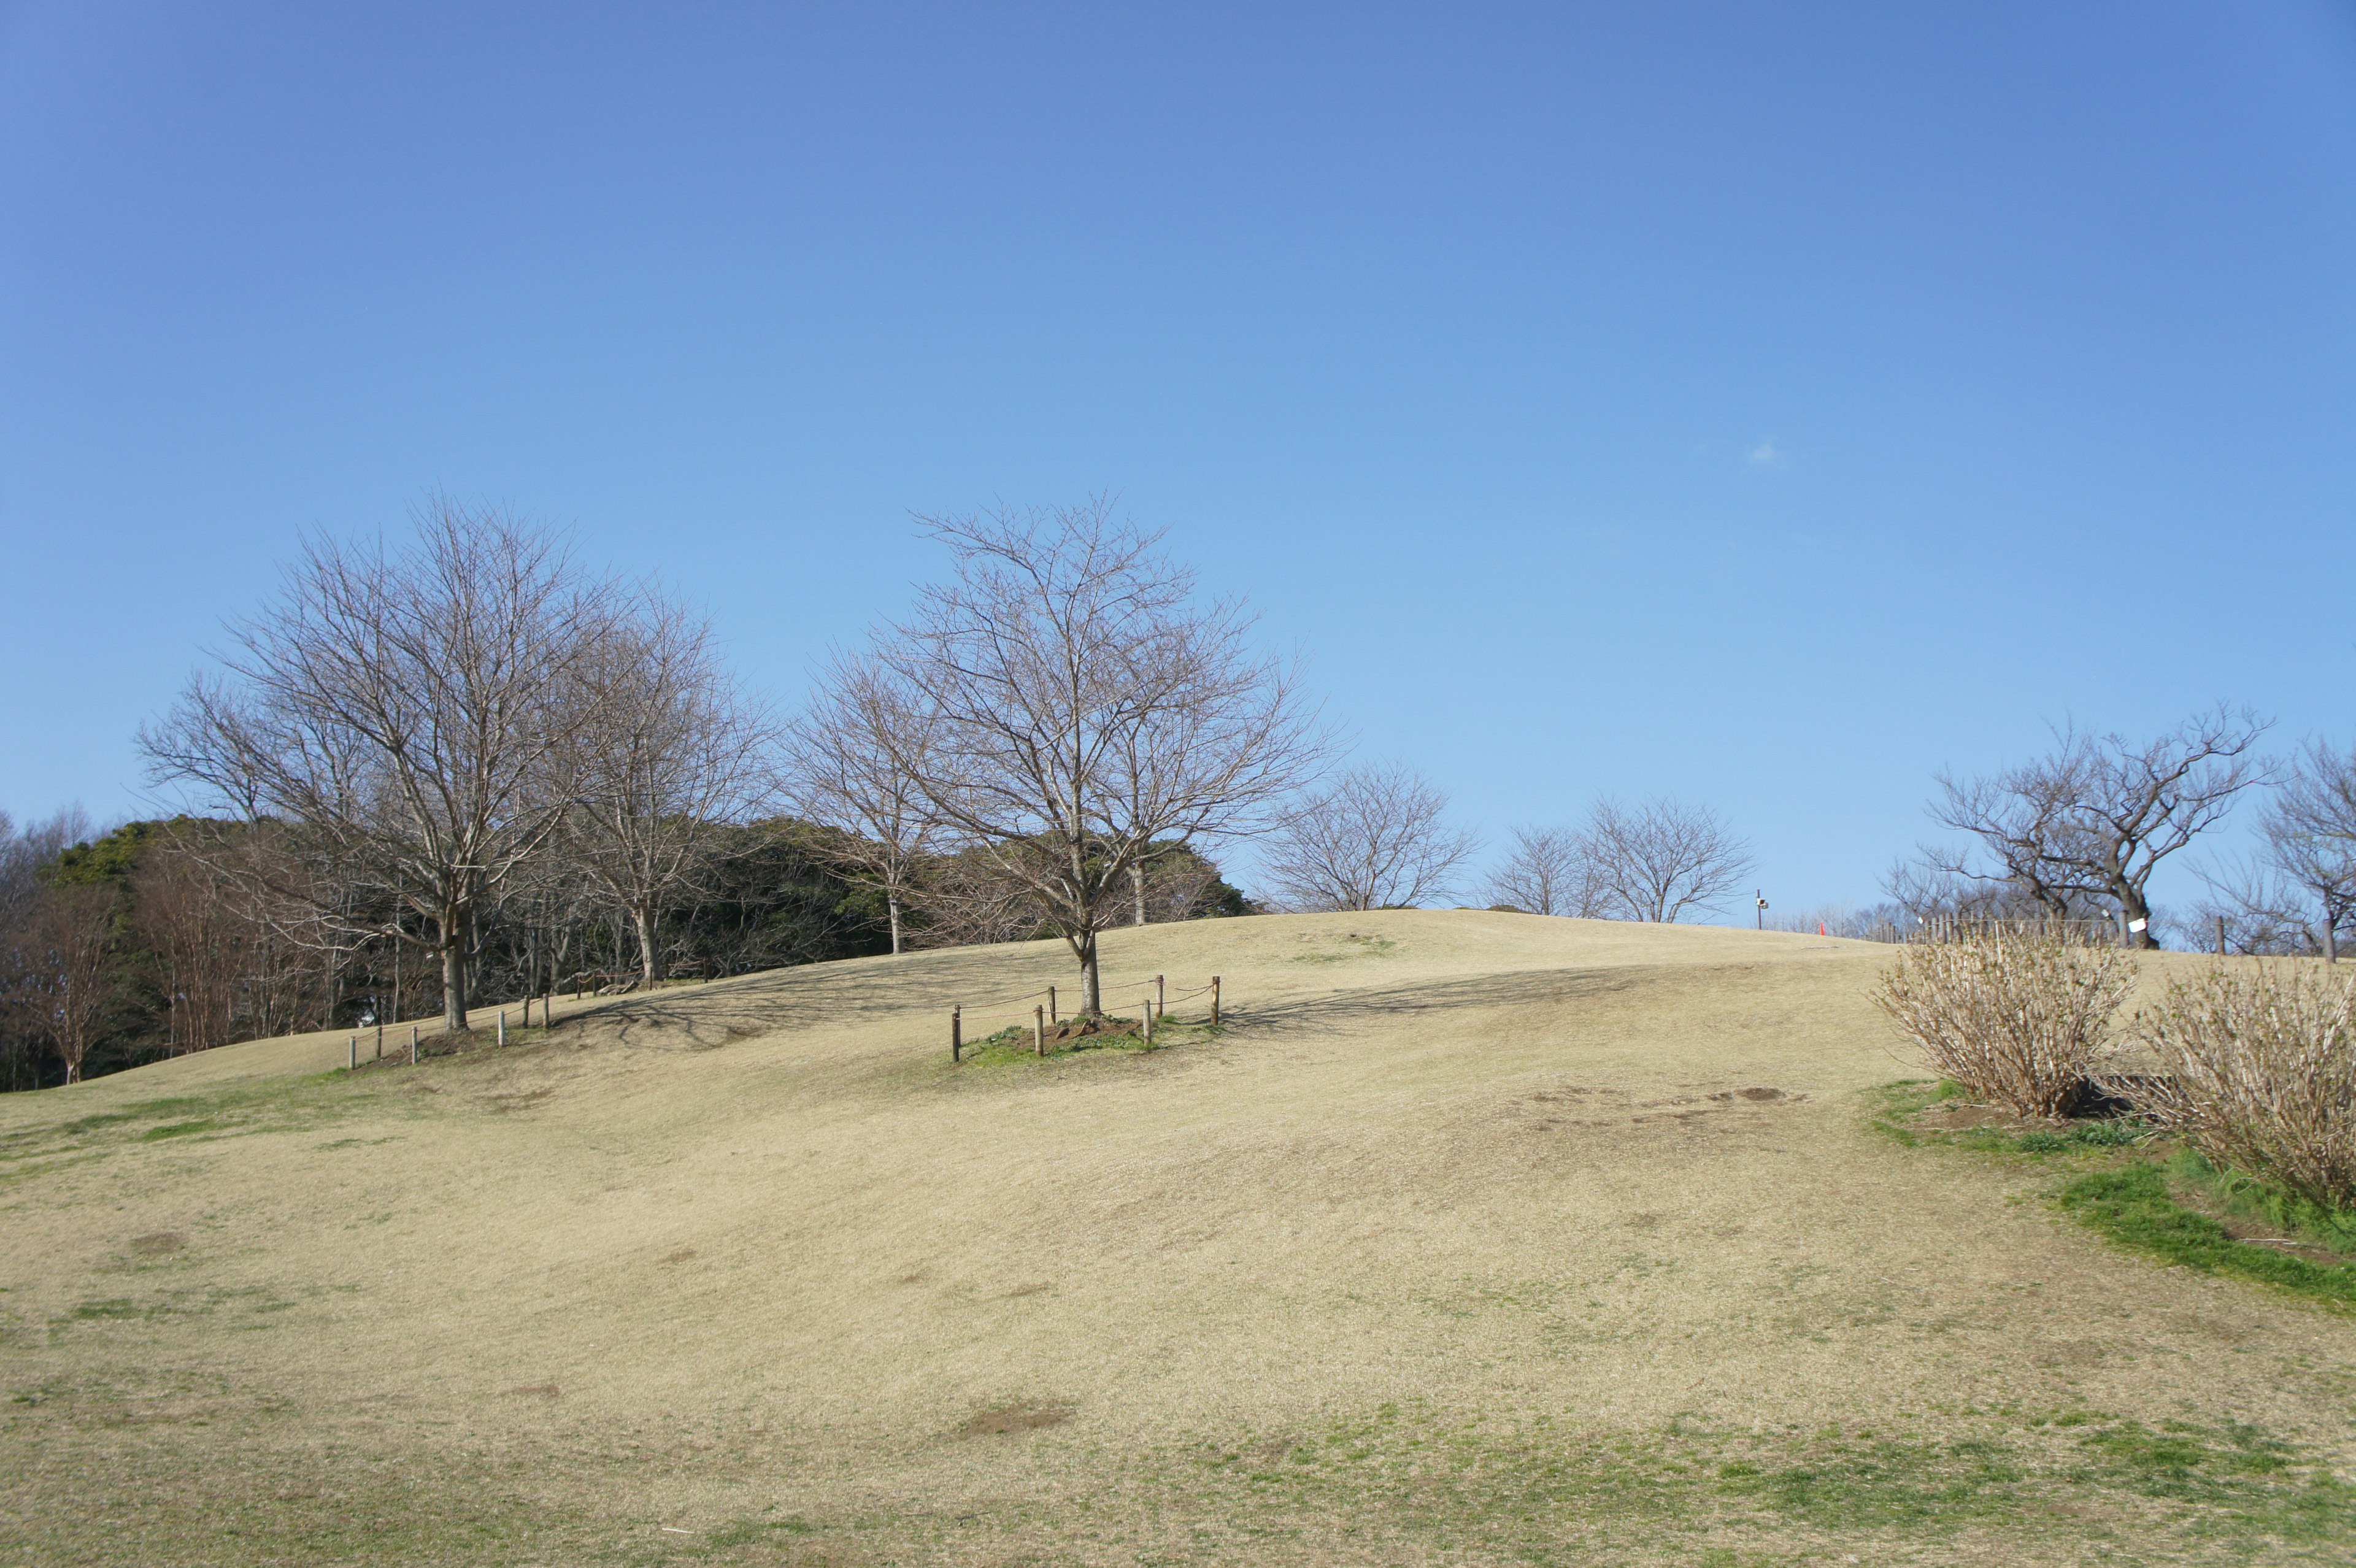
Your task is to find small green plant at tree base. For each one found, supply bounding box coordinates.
[1871,931,2131,1117]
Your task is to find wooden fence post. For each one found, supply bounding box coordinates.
[348,1036,356,1071]
[1034,1004,1045,1057]
[952,1005,962,1063]
[498,1010,507,1047]
[1211,976,1221,1026]
[1156,974,1165,1012]
[1048,986,1057,1024]
[410,1025,418,1064]
[1142,999,1153,1045]
[2215,914,2226,957]
[375,1021,384,1060]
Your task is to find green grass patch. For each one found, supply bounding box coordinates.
[2057,1165,2356,1308]
[141,1120,221,1140]
[1869,1080,2152,1158]
[1877,1080,2356,1311]
[0,1075,428,1186]
[9,1392,2348,1565]
[2168,1150,2356,1256]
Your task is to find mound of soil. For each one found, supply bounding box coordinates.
[1044,1015,1140,1045]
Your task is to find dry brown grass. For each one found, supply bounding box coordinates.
[1,912,2351,1565]
[2128,961,2356,1209]
[1871,930,2133,1116]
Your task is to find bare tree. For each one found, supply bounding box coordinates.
[866,499,1325,1012]
[1925,707,2270,948]
[783,658,941,955]
[561,591,772,987]
[1580,796,1752,923]
[2263,736,2356,947]
[2189,736,2356,955]
[3,884,118,1084]
[1482,824,1600,916]
[1261,762,1478,912]
[133,826,251,1056]
[140,499,623,1031]
[0,812,107,1088]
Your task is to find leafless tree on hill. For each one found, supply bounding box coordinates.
[1924,706,2270,948]
[1580,795,1752,923]
[784,658,942,955]
[139,499,625,1031]
[561,592,774,987]
[2187,736,2356,955]
[863,499,1326,1012]
[1482,824,1601,916]
[1260,762,1479,912]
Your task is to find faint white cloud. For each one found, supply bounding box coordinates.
[1747,438,1782,467]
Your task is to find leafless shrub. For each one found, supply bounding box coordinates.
[2122,964,2356,1209]
[1871,930,2133,1117]
[1260,762,1478,912]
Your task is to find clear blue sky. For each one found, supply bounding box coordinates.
[4,3,2352,918]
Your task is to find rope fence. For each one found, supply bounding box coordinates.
[949,974,1223,1062]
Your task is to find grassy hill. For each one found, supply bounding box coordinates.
[3,911,2350,1565]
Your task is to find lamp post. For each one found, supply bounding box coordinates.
[1755,891,1768,931]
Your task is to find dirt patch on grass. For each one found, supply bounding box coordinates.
[127,1232,183,1256]
[960,1402,1068,1436]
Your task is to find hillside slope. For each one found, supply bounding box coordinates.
[3,912,2350,1566]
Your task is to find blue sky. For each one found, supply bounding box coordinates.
[4,3,2352,918]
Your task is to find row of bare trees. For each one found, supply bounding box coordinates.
[114,492,1783,1045]
[1480,797,1755,922]
[91,490,1782,1059]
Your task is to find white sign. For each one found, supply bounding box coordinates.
[2128,918,2149,933]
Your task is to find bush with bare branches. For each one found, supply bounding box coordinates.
[2123,964,2356,1210]
[1871,931,2133,1116]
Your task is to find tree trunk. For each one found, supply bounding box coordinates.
[1133,862,1147,926]
[440,906,471,1032]
[887,895,903,955]
[2119,885,2160,950]
[1078,929,1102,1015]
[634,902,661,988]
